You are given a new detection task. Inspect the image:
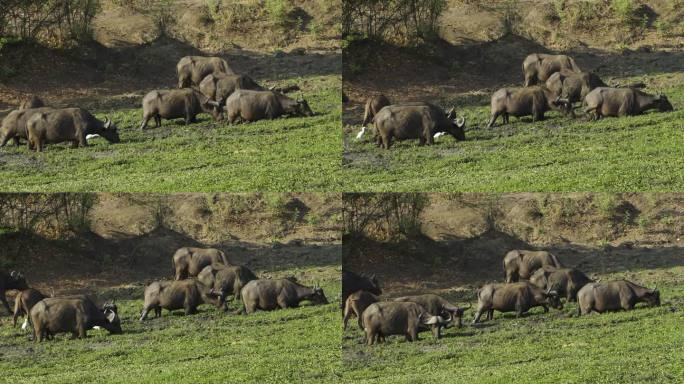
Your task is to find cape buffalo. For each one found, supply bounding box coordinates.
[530,266,592,301]
[577,280,660,315]
[523,53,581,87]
[223,90,314,123]
[140,279,206,320]
[374,103,466,149]
[140,88,218,130]
[0,107,54,147]
[197,263,257,310]
[580,87,673,120]
[177,56,234,88]
[473,282,562,323]
[394,293,471,328]
[503,249,563,283]
[26,108,120,152]
[19,95,45,110]
[486,86,565,128]
[342,270,381,307]
[239,279,328,314]
[343,290,379,331]
[172,247,230,280]
[362,301,451,345]
[356,94,391,140]
[545,71,606,115]
[0,270,29,314]
[199,73,265,118]
[30,296,121,341]
[13,288,48,328]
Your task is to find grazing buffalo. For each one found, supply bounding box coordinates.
[199,73,266,117]
[0,270,29,314]
[342,270,381,307]
[486,86,565,128]
[362,301,451,345]
[140,279,206,320]
[357,94,391,140]
[530,266,592,301]
[30,296,121,341]
[374,103,466,149]
[473,282,562,323]
[177,56,234,88]
[503,249,563,283]
[577,280,660,315]
[239,279,328,314]
[394,293,471,328]
[0,107,54,147]
[19,95,45,110]
[26,108,120,151]
[545,71,606,115]
[13,288,48,328]
[172,247,230,280]
[224,90,314,123]
[523,53,581,87]
[140,88,218,130]
[197,263,257,310]
[580,87,673,119]
[343,290,379,330]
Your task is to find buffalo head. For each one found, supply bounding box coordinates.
[646,288,661,307]
[544,289,563,310]
[449,116,466,141]
[100,117,121,143]
[656,95,673,112]
[9,271,28,290]
[102,302,122,334]
[422,311,452,339]
[294,94,314,117]
[309,284,328,305]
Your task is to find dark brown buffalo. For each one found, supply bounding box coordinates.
[239,279,328,314]
[197,263,257,310]
[523,53,581,87]
[199,73,266,117]
[140,88,218,130]
[486,86,565,128]
[394,293,471,328]
[343,290,379,330]
[473,282,562,323]
[224,90,314,123]
[374,103,466,149]
[177,56,234,88]
[0,107,54,147]
[503,249,563,283]
[362,301,451,345]
[356,94,391,140]
[0,270,28,314]
[26,108,120,151]
[13,288,48,328]
[172,247,230,280]
[19,95,45,110]
[581,87,673,119]
[342,270,381,307]
[140,279,206,320]
[577,280,660,315]
[30,296,121,341]
[545,71,606,115]
[530,266,592,301]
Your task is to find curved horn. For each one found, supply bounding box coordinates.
[443,312,453,323]
[456,116,465,128]
[104,116,111,129]
[10,270,17,277]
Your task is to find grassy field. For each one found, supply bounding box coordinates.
[0,75,342,192]
[342,266,684,383]
[0,266,342,384]
[343,73,684,192]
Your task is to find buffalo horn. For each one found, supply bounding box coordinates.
[10,270,17,277]
[104,116,111,129]
[456,116,466,128]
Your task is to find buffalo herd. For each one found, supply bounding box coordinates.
[2,246,328,342]
[344,248,661,345]
[357,53,674,149]
[0,55,314,152]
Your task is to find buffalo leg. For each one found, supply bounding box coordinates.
[140,114,152,130]
[487,309,494,320]
[541,304,549,313]
[155,115,161,127]
[472,308,483,324]
[342,305,352,331]
[503,113,509,124]
[139,307,150,321]
[486,113,498,128]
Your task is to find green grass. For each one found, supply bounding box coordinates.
[0,266,342,383]
[343,74,684,192]
[0,75,342,192]
[342,266,684,383]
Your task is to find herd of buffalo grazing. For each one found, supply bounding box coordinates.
[0,55,314,152]
[2,246,329,342]
[344,248,661,345]
[357,53,674,149]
